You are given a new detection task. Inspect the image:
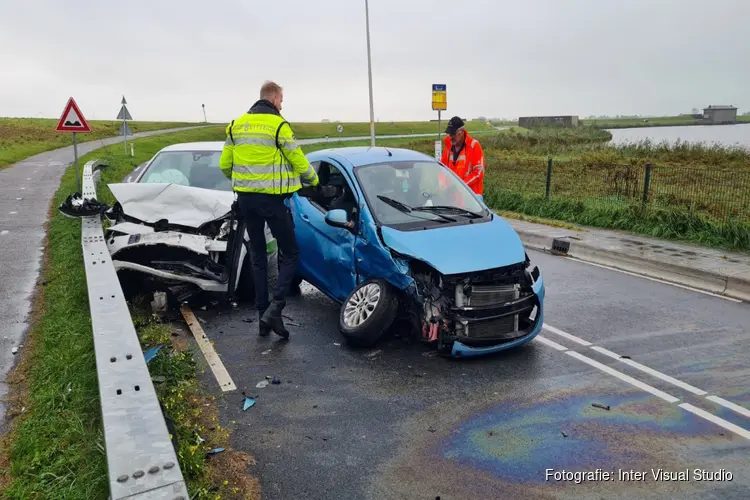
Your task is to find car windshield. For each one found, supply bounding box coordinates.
[138,150,231,191]
[355,160,485,227]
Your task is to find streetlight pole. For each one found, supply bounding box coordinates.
[364,0,376,147]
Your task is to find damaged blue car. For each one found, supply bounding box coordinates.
[286,146,545,358]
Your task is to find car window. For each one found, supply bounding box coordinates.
[139,150,232,191]
[354,160,485,226]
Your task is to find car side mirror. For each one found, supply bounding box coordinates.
[325,209,350,229]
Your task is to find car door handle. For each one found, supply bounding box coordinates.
[301,214,310,222]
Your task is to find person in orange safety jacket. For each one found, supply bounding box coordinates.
[439,116,485,195]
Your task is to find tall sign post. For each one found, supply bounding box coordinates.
[117,95,133,155]
[202,103,207,123]
[432,84,447,160]
[364,0,376,147]
[55,97,92,193]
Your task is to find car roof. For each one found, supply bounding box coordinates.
[310,146,435,170]
[157,141,224,153]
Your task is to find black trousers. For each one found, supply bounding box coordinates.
[236,192,299,313]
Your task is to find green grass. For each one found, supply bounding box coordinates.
[287,119,495,139]
[0,117,211,169]
[0,126,254,500]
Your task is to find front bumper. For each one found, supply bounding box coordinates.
[451,271,545,358]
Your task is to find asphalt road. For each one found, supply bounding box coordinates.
[0,125,211,430]
[193,248,750,500]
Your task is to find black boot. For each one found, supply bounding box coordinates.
[260,300,289,339]
[258,306,270,337]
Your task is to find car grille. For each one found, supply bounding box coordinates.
[466,284,519,307]
[465,316,520,340]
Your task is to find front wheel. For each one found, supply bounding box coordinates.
[339,278,398,348]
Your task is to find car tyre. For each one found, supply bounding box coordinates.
[338,278,398,348]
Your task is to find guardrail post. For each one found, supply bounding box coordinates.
[545,158,553,200]
[642,162,652,202]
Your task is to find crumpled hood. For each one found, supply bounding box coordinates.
[380,215,527,275]
[108,183,234,229]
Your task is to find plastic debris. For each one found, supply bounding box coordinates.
[256,380,269,389]
[561,431,568,438]
[143,344,164,363]
[365,350,382,358]
[620,355,632,359]
[271,377,281,385]
[334,342,341,346]
[261,349,272,355]
[58,193,111,218]
[592,403,611,411]
[11,347,18,355]
[205,447,225,456]
[243,397,256,411]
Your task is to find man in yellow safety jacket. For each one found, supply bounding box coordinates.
[220,80,319,339]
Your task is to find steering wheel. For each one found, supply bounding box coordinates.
[148,168,190,186]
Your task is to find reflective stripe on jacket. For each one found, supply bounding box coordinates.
[219,99,319,194]
[439,131,485,195]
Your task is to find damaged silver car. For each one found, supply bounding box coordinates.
[103,142,277,304]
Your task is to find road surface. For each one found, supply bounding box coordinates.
[193,248,750,500]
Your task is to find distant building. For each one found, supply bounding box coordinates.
[703,105,737,124]
[518,115,579,128]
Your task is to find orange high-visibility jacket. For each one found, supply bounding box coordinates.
[440,131,485,195]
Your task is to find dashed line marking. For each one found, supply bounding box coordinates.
[590,345,708,396]
[566,351,680,403]
[535,335,568,351]
[536,324,750,439]
[679,403,750,440]
[543,324,592,346]
[563,256,742,303]
[706,396,750,419]
[1,230,9,236]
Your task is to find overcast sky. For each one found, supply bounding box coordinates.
[1,0,748,123]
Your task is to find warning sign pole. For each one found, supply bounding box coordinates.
[55,97,92,193]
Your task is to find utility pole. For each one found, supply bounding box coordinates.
[364,0,376,147]
[202,104,207,123]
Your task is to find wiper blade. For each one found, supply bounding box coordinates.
[377,195,413,213]
[415,205,483,218]
[377,195,455,222]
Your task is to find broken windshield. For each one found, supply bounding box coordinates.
[139,150,232,191]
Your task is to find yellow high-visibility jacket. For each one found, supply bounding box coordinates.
[220,100,319,194]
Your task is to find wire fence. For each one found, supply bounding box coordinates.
[486,157,750,224]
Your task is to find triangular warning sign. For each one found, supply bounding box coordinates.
[118,121,133,136]
[56,97,92,133]
[116,105,132,121]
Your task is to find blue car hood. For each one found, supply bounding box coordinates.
[380,215,526,275]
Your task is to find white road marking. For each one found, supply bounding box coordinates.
[564,256,742,303]
[10,211,17,215]
[590,346,708,396]
[180,305,236,392]
[706,396,750,419]
[566,351,680,403]
[679,403,750,440]
[0,230,9,236]
[539,324,750,438]
[543,324,592,346]
[535,335,568,351]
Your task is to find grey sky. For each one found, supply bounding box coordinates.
[1,0,748,123]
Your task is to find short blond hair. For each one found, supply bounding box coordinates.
[260,80,283,100]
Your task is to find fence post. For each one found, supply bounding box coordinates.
[642,162,652,202]
[545,158,553,200]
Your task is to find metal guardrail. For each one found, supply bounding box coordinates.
[80,160,188,500]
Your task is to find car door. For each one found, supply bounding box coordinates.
[291,160,358,302]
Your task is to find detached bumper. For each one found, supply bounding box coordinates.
[451,271,545,358]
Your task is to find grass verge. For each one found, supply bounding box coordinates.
[0,118,210,169]
[0,126,260,499]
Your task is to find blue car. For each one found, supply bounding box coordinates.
[285,146,545,358]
